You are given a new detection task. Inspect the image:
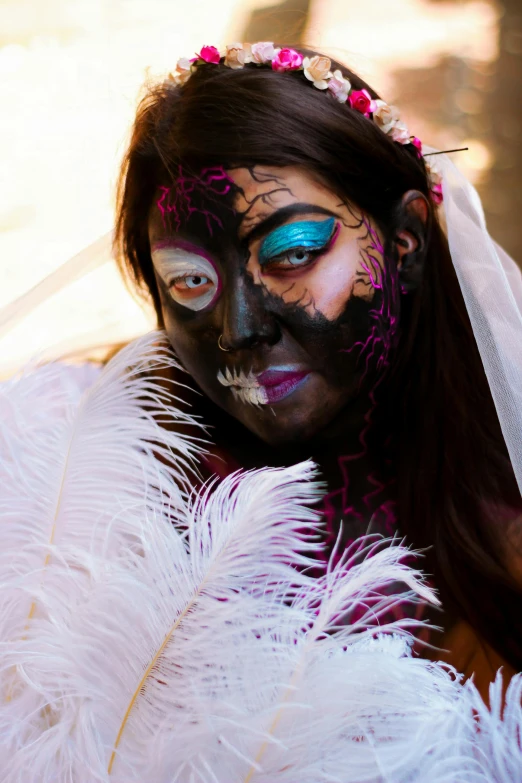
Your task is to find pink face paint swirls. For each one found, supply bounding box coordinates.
[346,216,400,382]
[319,216,402,567]
[156,165,235,236]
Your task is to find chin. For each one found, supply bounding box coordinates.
[233,399,339,446]
[249,420,312,446]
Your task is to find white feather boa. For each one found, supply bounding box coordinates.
[0,332,520,782]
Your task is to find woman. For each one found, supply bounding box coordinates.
[2,41,522,781]
[115,43,522,695]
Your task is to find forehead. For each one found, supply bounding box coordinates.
[148,165,339,248]
[229,166,336,238]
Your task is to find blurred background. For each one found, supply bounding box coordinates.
[0,0,520,373]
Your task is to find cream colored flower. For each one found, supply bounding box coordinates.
[224,43,253,69]
[426,159,443,185]
[168,57,192,86]
[251,41,278,64]
[390,122,410,144]
[372,100,401,134]
[327,69,351,103]
[303,55,332,90]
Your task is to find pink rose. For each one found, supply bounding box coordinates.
[431,183,443,205]
[271,47,303,72]
[251,41,278,64]
[349,89,373,116]
[198,45,221,64]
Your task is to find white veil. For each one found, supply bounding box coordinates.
[1,151,521,494]
[436,151,522,494]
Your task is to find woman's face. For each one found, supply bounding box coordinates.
[148,165,392,445]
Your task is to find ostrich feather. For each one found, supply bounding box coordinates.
[0,330,204,598]
[1,344,522,783]
[143,542,447,783]
[0,333,206,764]
[2,461,324,782]
[455,672,522,780]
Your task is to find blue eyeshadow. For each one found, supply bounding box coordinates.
[258,217,336,265]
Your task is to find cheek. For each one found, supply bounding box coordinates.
[159,295,216,377]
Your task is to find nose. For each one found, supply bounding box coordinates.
[220,273,280,352]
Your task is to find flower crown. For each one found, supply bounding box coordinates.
[168,42,443,204]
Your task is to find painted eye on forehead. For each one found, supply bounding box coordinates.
[259,217,336,265]
[151,241,221,312]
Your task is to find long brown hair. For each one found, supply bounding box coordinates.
[114,49,522,669]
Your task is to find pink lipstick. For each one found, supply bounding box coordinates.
[256,369,310,403]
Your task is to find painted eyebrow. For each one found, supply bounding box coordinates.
[240,203,340,246]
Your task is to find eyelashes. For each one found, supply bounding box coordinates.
[258,217,337,267]
[151,246,221,311]
[151,217,337,312]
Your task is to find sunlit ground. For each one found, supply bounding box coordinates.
[0,0,498,373]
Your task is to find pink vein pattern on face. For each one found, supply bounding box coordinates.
[157,165,235,236]
[319,215,402,563]
[347,216,400,382]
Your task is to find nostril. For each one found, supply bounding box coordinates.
[221,318,281,352]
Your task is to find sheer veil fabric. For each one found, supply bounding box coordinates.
[434,151,522,495]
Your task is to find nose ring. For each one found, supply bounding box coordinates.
[218,334,230,352]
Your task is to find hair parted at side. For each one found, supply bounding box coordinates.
[114,47,522,671]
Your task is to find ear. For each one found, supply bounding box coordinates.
[394,190,430,293]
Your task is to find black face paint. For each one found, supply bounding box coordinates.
[150,166,396,446]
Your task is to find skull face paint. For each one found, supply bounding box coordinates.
[151,239,222,312]
[148,164,398,445]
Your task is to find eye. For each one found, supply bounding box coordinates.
[151,245,221,312]
[263,247,318,272]
[282,248,313,266]
[169,272,215,306]
[172,274,212,290]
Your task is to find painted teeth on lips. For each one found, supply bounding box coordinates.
[216,366,310,407]
[216,368,268,407]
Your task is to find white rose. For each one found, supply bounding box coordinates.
[327,69,351,103]
[303,55,332,90]
[176,57,192,72]
[251,42,278,64]
[168,57,192,86]
[242,43,253,64]
[225,44,247,69]
[372,100,401,134]
[390,122,410,144]
[426,160,443,185]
